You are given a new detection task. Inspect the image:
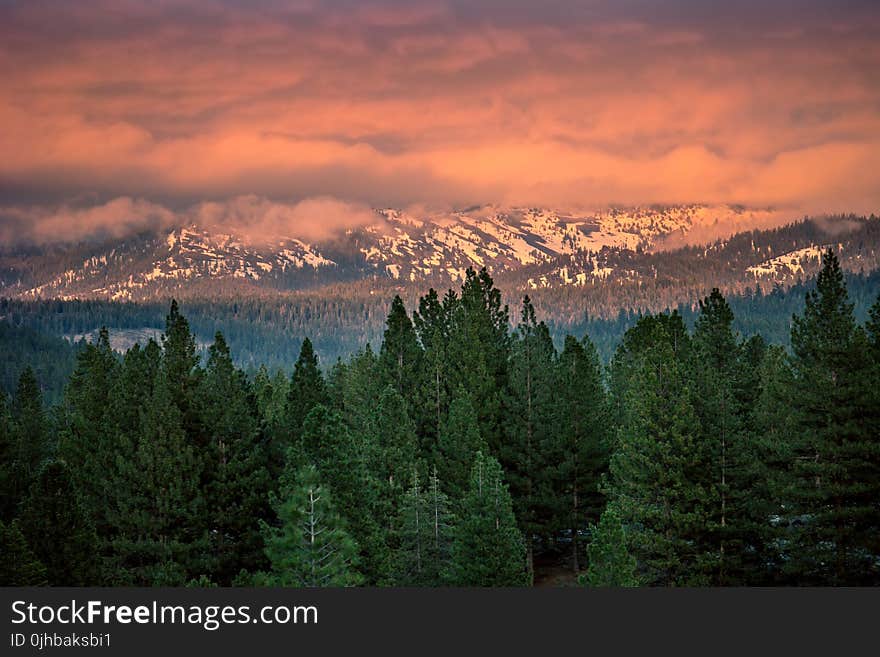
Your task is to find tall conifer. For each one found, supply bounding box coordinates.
[9,367,49,511]
[284,338,328,447]
[378,296,423,410]
[503,296,556,574]
[785,250,879,584]
[448,451,528,586]
[606,316,715,585]
[198,332,270,583]
[550,334,609,573]
[258,463,361,587]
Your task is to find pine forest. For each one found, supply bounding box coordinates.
[1,250,879,587]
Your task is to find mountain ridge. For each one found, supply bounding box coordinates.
[0,203,806,301]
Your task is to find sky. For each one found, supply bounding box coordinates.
[1,0,879,243]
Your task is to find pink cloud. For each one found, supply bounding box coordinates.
[0,0,878,242]
[1,195,379,245]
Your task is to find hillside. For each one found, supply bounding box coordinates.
[1,204,794,301]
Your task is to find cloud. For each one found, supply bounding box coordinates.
[654,207,795,251]
[0,0,879,244]
[192,195,378,243]
[0,197,176,245]
[0,195,382,246]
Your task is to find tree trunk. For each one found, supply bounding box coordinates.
[435,368,442,439]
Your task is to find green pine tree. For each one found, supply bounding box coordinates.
[58,327,119,535]
[448,451,528,586]
[550,334,610,573]
[108,367,207,585]
[369,386,420,488]
[447,268,511,453]
[0,390,15,520]
[161,300,202,435]
[413,288,457,454]
[0,519,47,586]
[331,345,380,440]
[437,389,488,502]
[301,405,390,584]
[378,295,423,410]
[111,340,161,439]
[425,466,455,584]
[392,466,454,586]
[605,315,715,586]
[367,386,420,539]
[197,332,271,584]
[254,366,289,430]
[607,311,690,452]
[584,505,638,587]
[750,344,797,583]
[690,288,763,585]
[784,249,880,584]
[257,463,361,587]
[864,295,880,571]
[867,294,880,354]
[9,367,50,513]
[19,460,98,585]
[284,338,329,448]
[253,365,293,481]
[503,296,556,575]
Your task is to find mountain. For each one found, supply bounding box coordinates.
[2,225,339,301]
[0,204,792,301]
[360,205,726,280]
[2,210,879,372]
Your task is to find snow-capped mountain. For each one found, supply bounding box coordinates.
[0,204,812,301]
[351,204,785,282]
[12,225,337,301]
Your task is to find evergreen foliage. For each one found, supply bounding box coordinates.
[197,332,271,584]
[584,505,638,587]
[378,295,423,411]
[8,367,50,516]
[550,334,609,573]
[0,390,15,520]
[108,366,208,585]
[284,337,328,448]
[436,390,487,502]
[0,519,47,586]
[258,463,361,587]
[605,316,715,585]
[57,327,118,534]
[2,262,879,587]
[392,466,454,586]
[448,451,528,586]
[782,250,880,584]
[19,460,97,585]
[301,405,390,584]
[503,296,556,574]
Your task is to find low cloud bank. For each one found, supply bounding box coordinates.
[4,195,871,252]
[0,196,380,246]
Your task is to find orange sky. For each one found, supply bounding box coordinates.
[1,0,879,242]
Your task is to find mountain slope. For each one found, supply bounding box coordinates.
[0,204,794,301]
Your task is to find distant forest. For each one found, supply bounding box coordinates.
[1,251,878,586]
[2,268,880,404]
